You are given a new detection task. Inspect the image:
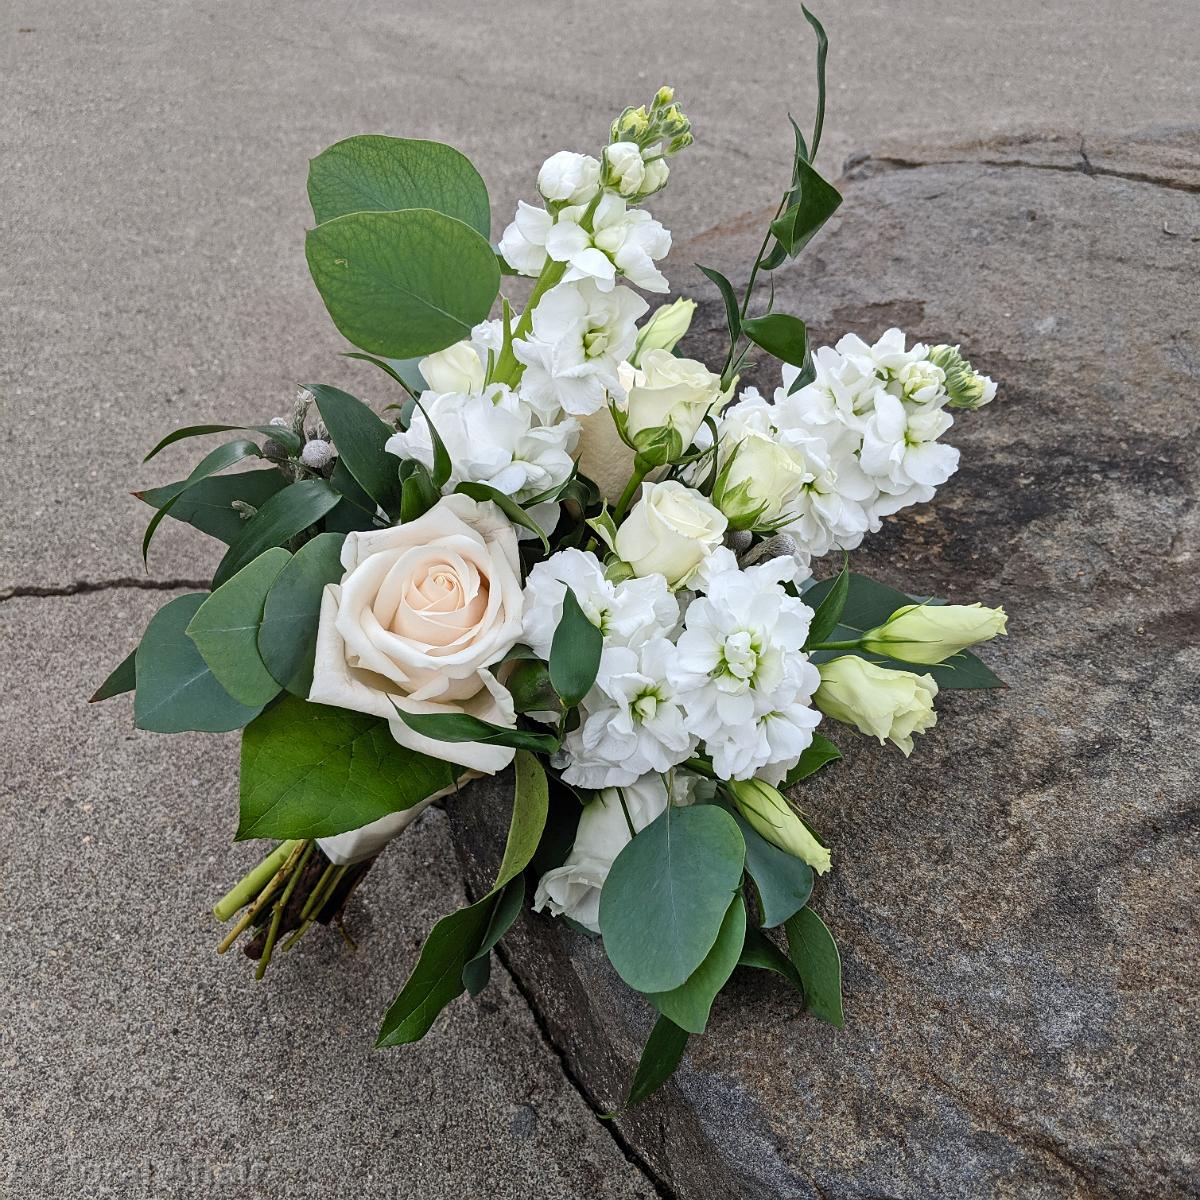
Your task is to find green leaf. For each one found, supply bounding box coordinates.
[305,208,501,360]
[504,658,561,715]
[548,587,603,707]
[801,5,829,160]
[785,907,845,1028]
[462,876,525,997]
[185,547,291,707]
[623,1015,689,1108]
[257,532,346,696]
[600,804,746,993]
[770,160,842,258]
[803,573,1005,689]
[377,751,547,1045]
[143,423,302,462]
[782,733,841,785]
[90,649,136,703]
[237,695,458,839]
[696,264,741,341]
[739,925,802,986]
[410,395,453,489]
[142,439,263,562]
[344,351,427,397]
[390,707,560,755]
[806,558,849,647]
[399,462,442,523]
[454,482,549,552]
[742,313,808,368]
[730,810,813,928]
[324,458,381,534]
[308,135,490,237]
[307,383,400,515]
[137,469,289,545]
[646,896,747,1034]
[213,479,341,588]
[134,594,264,733]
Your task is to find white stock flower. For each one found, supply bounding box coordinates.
[498,201,553,276]
[385,384,578,504]
[858,392,960,509]
[533,773,669,932]
[514,280,648,417]
[559,639,695,788]
[520,548,679,660]
[538,151,602,205]
[595,195,672,292]
[605,141,648,197]
[309,495,523,773]
[670,554,822,781]
[614,480,727,588]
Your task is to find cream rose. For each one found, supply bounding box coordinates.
[614,479,727,587]
[624,349,724,450]
[309,494,524,773]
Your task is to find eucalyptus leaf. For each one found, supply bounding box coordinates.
[730,810,813,928]
[90,649,136,703]
[238,695,458,839]
[308,383,401,515]
[600,804,746,993]
[646,896,747,1034]
[306,208,500,360]
[785,907,845,1028]
[739,925,801,987]
[134,594,264,733]
[213,479,340,587]
[308,135,490,236]
[257,532,346,696]
[343,351,427,397]
[185,547,291,707]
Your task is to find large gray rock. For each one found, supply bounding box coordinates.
[447,130,1200,1199]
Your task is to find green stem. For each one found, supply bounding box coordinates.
[256,841,314,980]
[806,639,862,652]
[613,462,650,523]
[215,839,308,955]
[491,260,567,386]
[213,840,299,922]
[682,757,718,780]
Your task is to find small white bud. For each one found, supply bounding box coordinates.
[300,439,335,469]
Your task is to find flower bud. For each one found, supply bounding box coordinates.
[537,151,602,205]
[419,341,485,394]
[610,104,650,144]
[300,438,335,469]
[815,656,938,756]
[727,778,831,874]
[711,430,811,530]
[605,142,648,198]
[632,298,696,364]
[860,603,1007,664]
[927,344,997,410]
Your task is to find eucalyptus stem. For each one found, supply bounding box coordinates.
[215,839,308,955]
[213,840,299,922]
[255,841,314,980]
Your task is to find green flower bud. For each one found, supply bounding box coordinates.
[860,603,1007,664]
[927,344,997,410]
[632,298,697,364]
[727,778,831,875]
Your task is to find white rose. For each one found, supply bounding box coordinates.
[309,494,524,773]
[713,428,812,529]
[605,141,647,197]
[537,151,602,205]
[419,341,485,395]
[614,480,727,587]
[533,774,668,932]
[624,349,723,450]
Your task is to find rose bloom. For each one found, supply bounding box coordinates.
[623,350,724,449]
[615,480,727,587]
[309,494,524,773]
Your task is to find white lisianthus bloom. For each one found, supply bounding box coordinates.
[533,773,669,932]
[514,280,648,417]
[559,639,696,787]
[669,554,822,780]
[814,656,938,756]
[520,547,679,660]
[385,384,579,504]
[623,349,724,450]
[537,151,602,205]
[498,200,553,276]
[615,480,727,588]
[309,495,523,773]
[858,391,960,504]
[860,602,1008,664]
[725,778,831,874]
[605,141,648,197]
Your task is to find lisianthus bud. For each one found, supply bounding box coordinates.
[419,341,485,394]
[614,480,727,587]
[860,603,1007,664]
[727,778,831,875]
[927,344,997,410]
[815,656,938,756]
[624,349,724,459]
[632,298,696,364]
[711,430,811,530]
[537,151,602,205]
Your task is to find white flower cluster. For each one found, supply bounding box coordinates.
[520,546,823,788]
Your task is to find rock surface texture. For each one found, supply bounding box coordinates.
[446,129,1200,1199]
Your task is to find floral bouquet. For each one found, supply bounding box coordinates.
[94,11,1007,1105]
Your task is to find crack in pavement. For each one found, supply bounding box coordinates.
[0,577,209,603]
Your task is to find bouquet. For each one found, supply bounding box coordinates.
[93,11,1007,1105]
